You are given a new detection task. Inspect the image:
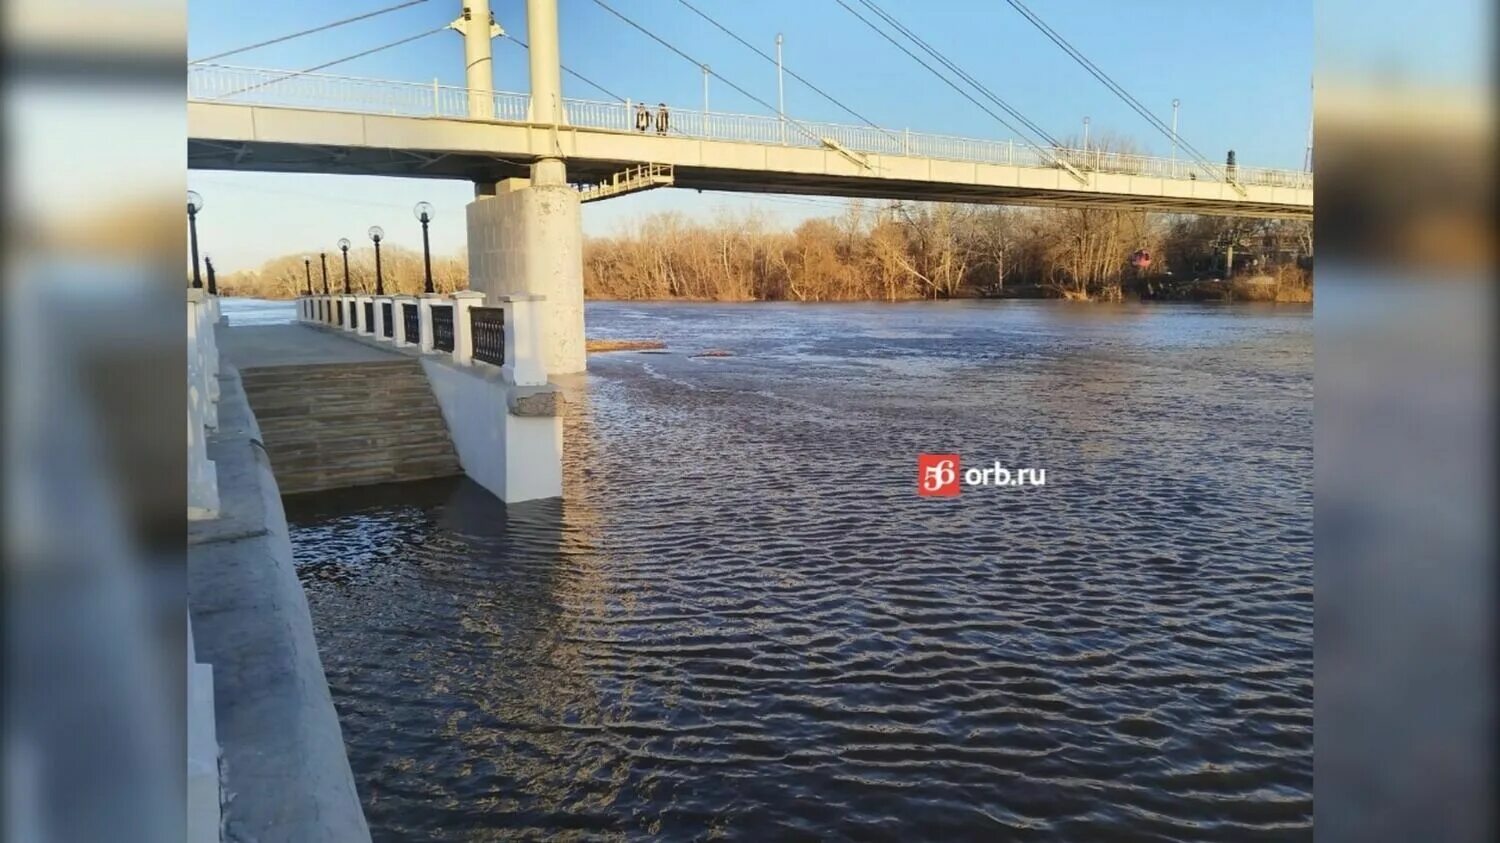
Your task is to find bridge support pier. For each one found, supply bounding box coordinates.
[466,175,586,375]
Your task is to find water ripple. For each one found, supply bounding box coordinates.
[287,301,1311,841]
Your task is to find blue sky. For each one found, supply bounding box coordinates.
[188,0,1314,270]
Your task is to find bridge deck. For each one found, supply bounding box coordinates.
[188,65,1312,219]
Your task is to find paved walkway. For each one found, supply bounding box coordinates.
[219,323,404,369]
[189,359,373,842]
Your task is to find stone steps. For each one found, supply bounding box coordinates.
[240,359,461,495]
[254,405,448,429]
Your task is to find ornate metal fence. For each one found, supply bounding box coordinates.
[470,306,505,367]
[363,301,375,333]
[403,303,419,344]
[431,304,454,352]
[336,301,343,326]
[382,302,394,338]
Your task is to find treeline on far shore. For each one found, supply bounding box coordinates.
[583,203,1313,303]
[215,203,1312,304]
[214,245,470,300]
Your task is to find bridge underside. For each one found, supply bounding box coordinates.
[189,137,1304,218]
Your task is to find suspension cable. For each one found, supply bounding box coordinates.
[211,26,448,99]
[500,35,626,103]
[853,0,1064,150]
[190,0,429,64]
[672,0,898,142]
[832,0,1063,165]
[587,0,827,145]
[1003,0,1224,178]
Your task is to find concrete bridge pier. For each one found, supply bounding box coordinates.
[466,174,585,375]
[464,0,585,376]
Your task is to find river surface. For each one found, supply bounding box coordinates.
[246,298,1314,841]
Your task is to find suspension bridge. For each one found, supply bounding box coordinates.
[188,0,1313,375]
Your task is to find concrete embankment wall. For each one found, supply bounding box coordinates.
[187,363,371,843]
[420,355,563,503]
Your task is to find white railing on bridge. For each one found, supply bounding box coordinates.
[188,64,1313,192]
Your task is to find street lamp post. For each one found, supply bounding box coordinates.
[338,238,352,293]
[187,191,204,288]
[302,255,312,295]
[1082,116,1090,152]
[1170,99,1181,172]
[414,202,435,294]
[1304,77,1314,173]
[320,252,329,295]
[702,64,710,119]
[775,33,785,145]
[368,226,385,295]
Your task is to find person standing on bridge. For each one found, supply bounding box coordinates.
[656,102,670,136]
[635,102,650,132]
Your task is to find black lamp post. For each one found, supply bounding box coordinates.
[414,201,435,294]
[368,225,386,295]
[320,252,329,295]
[338,238,352,293]
[303,255,312,295]
[187,190,204,288]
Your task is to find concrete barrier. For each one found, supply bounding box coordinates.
[420,354,563,502]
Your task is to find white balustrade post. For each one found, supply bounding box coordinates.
[187,289,219,431]
[449,290,484,365]
[355,295,373,335]
[373,296,390,341]
[187,291,220,521]
[187,405,219,520]
[418,294,440,353]
[500,293,549,386]
[393,296,417,345]
[198,293,221,406]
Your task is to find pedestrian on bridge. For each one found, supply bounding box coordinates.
[656,103,670,136]
[635,102,650,132]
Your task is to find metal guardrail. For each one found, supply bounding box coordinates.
[188,64,1313,191]
[381,302,394,338]
[430,304,454,353]
[578,163,675,203]
[469,306,505,367]
[403,303,419,345]
[362,301,375,334]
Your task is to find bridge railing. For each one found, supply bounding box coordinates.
[189,64,1312,191]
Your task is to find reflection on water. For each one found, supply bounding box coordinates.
[286,300,1312,841]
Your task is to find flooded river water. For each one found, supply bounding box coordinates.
[262,299,1312,841]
